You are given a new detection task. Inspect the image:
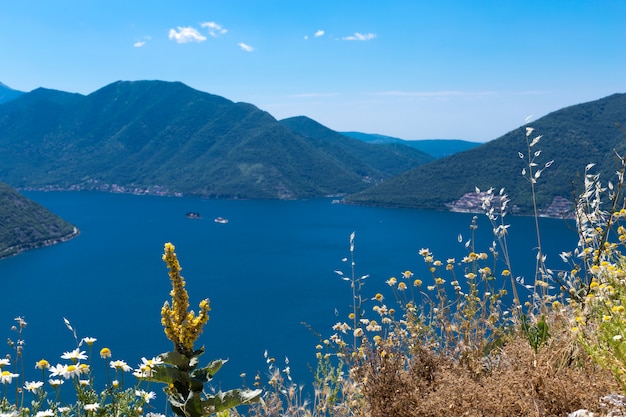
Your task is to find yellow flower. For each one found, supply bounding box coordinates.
[397,282,407,291]
[413,279,422,287]
[35,359,50,370]
[161,242,210,356]
[99,348,112,359]
[373,293,384,301]
[501,269,511,276]
[402,270,413,279]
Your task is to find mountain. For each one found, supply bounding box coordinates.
[0,82,24,104]
[0,181,77,258]
[0,80,431,199]
[279,116,433,176]
[345,93,626,214]
[341,131,482,158]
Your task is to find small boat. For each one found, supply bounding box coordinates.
[214,217,229,224]
[185,212,201,219]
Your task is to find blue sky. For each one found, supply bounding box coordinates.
[1,1,625,141]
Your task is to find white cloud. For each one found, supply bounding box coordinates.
[342,32,376,41]
[133,36,151,48]
[238,42,254,52]
[314,30,325,38]
[168,27,207,44]
[201,21,228,37]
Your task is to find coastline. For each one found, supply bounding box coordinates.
[0,227,80,260]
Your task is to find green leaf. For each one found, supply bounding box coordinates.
[159,351,191,368]
[190,359,228,383]
[201,389,263,414]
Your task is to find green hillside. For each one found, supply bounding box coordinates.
[0,80,429,199]
[0,182,77,258]
[345,93,626,214]
[279,116,433,176]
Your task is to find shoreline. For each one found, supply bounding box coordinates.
[0,227,80,260]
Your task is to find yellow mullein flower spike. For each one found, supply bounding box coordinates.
[161,242,211,356]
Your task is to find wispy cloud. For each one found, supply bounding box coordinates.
[342,32,376,41]
[373,90,548,98]
[168,27,207,44]
[288,92,339,98]
[238,42,254,52]
[374,90,496,97]
[133,36,151,48]
[201,21,228,37]
[304,29,325,40]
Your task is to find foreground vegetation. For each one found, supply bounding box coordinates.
[4,126,626,416]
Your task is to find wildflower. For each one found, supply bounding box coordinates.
[332,322,351,333]
[373,293,384,301]
[35,359,49,370]
[112,380,119,388]
[427,285,435,291]
[397,282,407,291]
[0,371,19,384]
[48,364,66,378]
[78,363,90,374]
[501,269,511,276]
[99,347,112,359]
[435,277,445,285]
[136,390,157,403]
[348,312,355,320]
[82,337,97,346]
[0,359,10,369]
[613,305,625,314]
[465,272,477,280]
[64,364,82,379]
[160,242,210,356]
[402,270,413,279]
[414,279,422,287]
[354,328,364,337]
[386,277,397,286]
[48,379,64,387]
[24,381,44,392]
[418,248,430,257]
[614,335,623,342]
[35,410,55,417]
[61,348,87,362]
[603,315,612,322]
[110,360,132,372]
[84,403,100,412]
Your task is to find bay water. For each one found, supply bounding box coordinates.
[1,191,577,395]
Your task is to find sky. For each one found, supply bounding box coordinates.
[1,1,625,142]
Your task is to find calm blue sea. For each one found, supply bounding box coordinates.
[1,191,577,394]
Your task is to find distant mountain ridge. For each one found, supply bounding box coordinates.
[0,181,77,258]
[0,80,431,199]
[0,82,24,104]
[279,116,434,175]
[341,131,481,158]
[345,93,626,214]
